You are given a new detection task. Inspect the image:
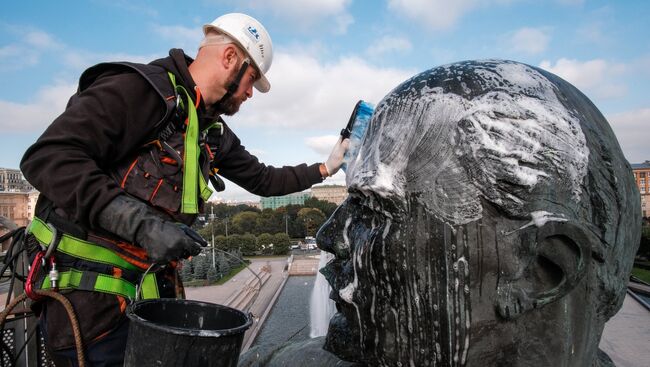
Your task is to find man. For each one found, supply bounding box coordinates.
[20,13,348,366]
[240,60,640,366]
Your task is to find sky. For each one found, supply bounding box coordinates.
[1,0,649,202]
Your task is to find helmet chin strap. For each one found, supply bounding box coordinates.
[215,59,251,109]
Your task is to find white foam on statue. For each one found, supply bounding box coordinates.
[347,60,589,226]
[309,250,337,338]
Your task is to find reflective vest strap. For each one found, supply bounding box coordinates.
[167,72,214,214]
[140,273,160,299]
[40,270,159,300]
[28,217,141,272]
[40,269,133,298]
[199,173,213,202]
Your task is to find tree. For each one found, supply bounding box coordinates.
[232,211,260,234]
[180,259,193,281]
[304,197,338,218]
[258,233,274,255]
[214,235,228,250]
[207,266,218,283]
[297,208,326,237]
[226,234,242,251]
[257,208,283,234]
[272,233,291,255]
[192,256,209,279]
[239,233,259,256]
[639,223,650,259]
[280,205,305,238]
[217,254,231,277]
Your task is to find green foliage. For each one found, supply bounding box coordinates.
[632,267,650,283]
[638,223,650,259]
[225,234,242,251]
[197,195,344,245]
[256,209,283,234]
[213,235,228,250]
[192,255,209,279]
[239,233,259,255]
[180,259,193,281]
[207,266,218,282]
[304,197,338,218]
[217,254,231,276]
[272,233,291,255]
[258,233,275,255]
[297,207,326,236]
[232,211,260,234]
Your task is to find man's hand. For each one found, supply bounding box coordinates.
[135,220,205,264]
[324,137,350,177]
[97,195,206,264]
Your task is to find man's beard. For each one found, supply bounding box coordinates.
[219,95,241,116]
[218,68,243,116]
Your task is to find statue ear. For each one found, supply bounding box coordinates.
[496,221,592,320]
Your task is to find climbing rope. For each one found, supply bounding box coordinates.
[0,290,86,367]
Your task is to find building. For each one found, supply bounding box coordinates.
[0,168,34,192]
[225,200,261,209]
[0,191,39,228]
[632,161,650,218]
[311,184,348,205]
[260,192,311,210]
[1,215,18,252]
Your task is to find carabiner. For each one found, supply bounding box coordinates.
[25,251,45,300]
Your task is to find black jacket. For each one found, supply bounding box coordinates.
[19,49,324,351]
[20,49,323,229]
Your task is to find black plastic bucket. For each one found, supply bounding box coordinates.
[124,299,252,367]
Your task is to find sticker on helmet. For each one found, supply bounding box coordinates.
[246,26,260,43]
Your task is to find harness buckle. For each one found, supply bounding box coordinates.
[25,223,62,300]
[48,257,59,291]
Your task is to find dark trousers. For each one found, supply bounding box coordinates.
[41,316,129,367]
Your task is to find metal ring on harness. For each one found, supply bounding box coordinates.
[44,223,59,258]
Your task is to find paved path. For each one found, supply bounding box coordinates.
[600,293,650,367]
[185,257,287,310]
[185,257,290,348]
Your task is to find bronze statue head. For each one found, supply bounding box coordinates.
[317,60,640,366]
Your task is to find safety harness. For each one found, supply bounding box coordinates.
[24,64,220,302]
[26,217,160,300]
[167,72,213,213]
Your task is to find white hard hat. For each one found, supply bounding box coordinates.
[203,13,273,93]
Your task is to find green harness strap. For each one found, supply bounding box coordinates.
[27,218,160,299]
[29,217,139,272]
[167,72,213,214]
[40,269,159,299]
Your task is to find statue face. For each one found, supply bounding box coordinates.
[316,60,640,367]
[318,192,595,366]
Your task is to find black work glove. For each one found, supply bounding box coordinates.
[97,195,206,264]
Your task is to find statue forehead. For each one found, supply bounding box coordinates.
[347,60,589,225]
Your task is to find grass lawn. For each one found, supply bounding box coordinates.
[243,255,289,260]
[631,267,650,284]
[183,263,249,287]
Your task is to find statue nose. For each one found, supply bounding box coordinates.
[315,217,337,253]
[316,202,350,255]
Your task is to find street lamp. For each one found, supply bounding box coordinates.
[284,213,288,235]
[209,206,216,267]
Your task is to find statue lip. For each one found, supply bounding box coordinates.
[320,258,357,320]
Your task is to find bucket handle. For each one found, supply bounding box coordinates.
[134,263,163,302]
